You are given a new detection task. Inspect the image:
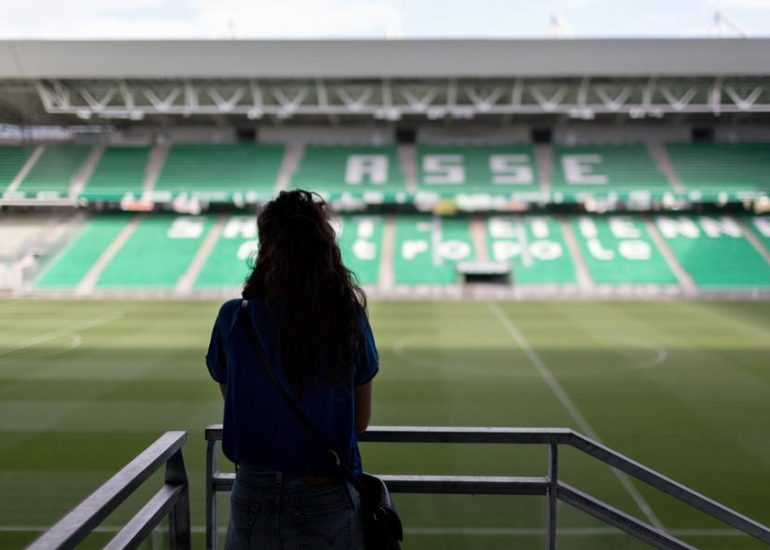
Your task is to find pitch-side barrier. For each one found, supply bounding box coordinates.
[29,431,190,550]
[205,425,770,550]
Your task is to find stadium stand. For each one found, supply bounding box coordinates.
[655,215,770,289]
[486,216,577,285]
[23,212,770,292]
[193,215,257,290]
[34,215,131,289]
[416,145,540,194]
[0,145,33,192]
[289,145,407,195]
[571,216,678,285]
[154,143,284,196]
[16,144,91,195]
[551,145,672,196]
[393,216,475,285]
[665,143,770,197]
[96,215,212,289]
[84,146,150,196]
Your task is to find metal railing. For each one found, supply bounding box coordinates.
[30,431,190,550]
[205,424,770,550]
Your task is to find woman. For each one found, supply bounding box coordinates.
[206,190,378,549]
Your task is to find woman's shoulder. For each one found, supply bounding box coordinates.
[216,296,268,324]
[217,298,243,318]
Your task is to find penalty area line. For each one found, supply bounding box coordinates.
[487,301,664,530]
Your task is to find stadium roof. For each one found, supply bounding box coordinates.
[2,38,770,79]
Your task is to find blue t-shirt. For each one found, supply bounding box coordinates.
[206,298,378,476]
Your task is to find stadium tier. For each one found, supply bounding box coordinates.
[289,145,407,195]
[29,213,770,292]
[154,143,284,198]
[4,141,769,204]
[84,146,150,197]
[416,145,540,195]
[15,144,91,195]
[0,145,33,192]
[666,143,770,198]
[551,145,671,196]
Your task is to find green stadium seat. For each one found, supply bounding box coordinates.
[17,144,91,196]
[336,215,384,286]
[289,145,406,196]
[96,215,212,289]
[0,145,34,192]
[656,215,770,289]
[552,145,672,196]
[84,146,150,197]
[486,216,577,285]
[34,215,132,289]
[155,143,284,196]
[571,215,677,285]
[393,216,475,285]
[665,143,770,198]
[193,215,258,290]
[417,145,539,195]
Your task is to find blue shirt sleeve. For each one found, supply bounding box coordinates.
[354,313,379,386]
[206,302,232,384]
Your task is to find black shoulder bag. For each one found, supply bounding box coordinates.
[240,300,403,550]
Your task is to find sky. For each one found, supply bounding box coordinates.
[0,0,769,39]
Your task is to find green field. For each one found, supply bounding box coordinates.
[1,299,769,549]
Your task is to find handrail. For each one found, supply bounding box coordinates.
[205,424,770,550]
[566,430,770,543]
[361,427,770,543]
[30,431,190,550]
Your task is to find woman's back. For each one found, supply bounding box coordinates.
[206,190,378,549]
[206,296,378,475]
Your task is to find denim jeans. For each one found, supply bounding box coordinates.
[225,465,364,549]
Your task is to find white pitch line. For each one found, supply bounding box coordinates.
[0,525,744,537]
[0,311,123,359]
[487,301,665,530]
[0,333,82,365]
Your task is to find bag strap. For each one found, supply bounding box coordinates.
[239,299,369,496]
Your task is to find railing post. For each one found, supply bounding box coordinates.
[546,443,558,550]
[206,437,219,550]
[165,448,191,550]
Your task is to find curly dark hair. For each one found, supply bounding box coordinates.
[242,189,367,393]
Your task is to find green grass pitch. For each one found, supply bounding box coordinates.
[1,299,769,549]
